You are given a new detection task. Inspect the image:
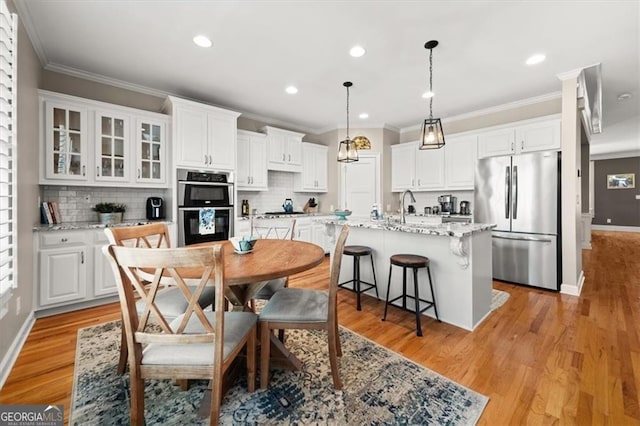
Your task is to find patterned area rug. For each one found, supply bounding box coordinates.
[491,289,510,311]
[71,321,488,425]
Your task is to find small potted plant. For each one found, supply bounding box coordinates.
[94,202,126,224]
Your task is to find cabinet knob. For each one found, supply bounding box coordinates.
[138,168,141,178]
[81,251,84,264]
[521,141,524,150]
[204,155,208,165]
[61,237,68,242]
[96,166,100,177]
[82,165,86,176]
[288,154,291,162]
[282,153,286,161]
[209,155,213,164]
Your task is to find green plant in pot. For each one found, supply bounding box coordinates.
[94,202,126,225]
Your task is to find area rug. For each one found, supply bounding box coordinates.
[491,289,510,311]
[70,321,488,425]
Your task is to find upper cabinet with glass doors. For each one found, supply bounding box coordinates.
[39,91,169,188]
[44,100,88,181]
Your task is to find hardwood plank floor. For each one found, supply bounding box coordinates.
[1,230,638,424]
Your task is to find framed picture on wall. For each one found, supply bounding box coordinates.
[607,173,635,189]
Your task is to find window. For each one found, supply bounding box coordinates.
[0,0,16,309]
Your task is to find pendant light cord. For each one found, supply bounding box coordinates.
[346,84,350,139]
[429,47,433,120]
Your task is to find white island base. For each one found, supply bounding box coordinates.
[324,219,494,331]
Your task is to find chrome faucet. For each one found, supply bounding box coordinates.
[400,189,416,224]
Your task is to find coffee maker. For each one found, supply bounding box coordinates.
[438,194,457,214]
[459,201,471,215]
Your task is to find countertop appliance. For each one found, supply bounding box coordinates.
[438,194,457,214]
[459,201,471,216]
[146,197,165,220]
[475,151,560,290]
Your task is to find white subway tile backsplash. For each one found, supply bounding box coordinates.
[41,185,169,223]
[237,171,322,214]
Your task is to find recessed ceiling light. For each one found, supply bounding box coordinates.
[285,86,298,95]
[350,45,366,58]
[422,91,434,99]
[193,35,212,48]
[359,113,369,119]
[525,54,546,65]
[617,92,632,101]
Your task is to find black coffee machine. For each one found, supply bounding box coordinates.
[146,197,165,220]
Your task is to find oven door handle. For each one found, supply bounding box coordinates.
[178,206,234,212]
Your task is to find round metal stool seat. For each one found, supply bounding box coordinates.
[390,254,429,269]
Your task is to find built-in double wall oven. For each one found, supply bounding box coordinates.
[177,169,234,246]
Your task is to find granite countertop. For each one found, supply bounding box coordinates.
[320,217,495,238]
[33,220,171,232]
[238,213,334,220]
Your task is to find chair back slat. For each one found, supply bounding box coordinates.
[328,225,349,317]
[105,222,171,248]
[251,217,297,240]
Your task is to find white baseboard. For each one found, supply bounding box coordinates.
[592,225,640,233]
[0,312,35,389]
[561,270,585,296]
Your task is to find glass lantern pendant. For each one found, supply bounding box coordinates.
[419,40,445,150]
[337,81,359,162]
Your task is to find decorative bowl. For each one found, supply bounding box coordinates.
[333,210,352,220]
[230,236,258,253]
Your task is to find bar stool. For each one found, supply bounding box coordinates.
[382,254,439,336]
[338,245,378,311]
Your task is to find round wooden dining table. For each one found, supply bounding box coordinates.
[189,238,325,308]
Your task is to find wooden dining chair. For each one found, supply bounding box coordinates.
[249,218,297,307]
[104,223,216,375]
[258,224,349,389]
[103,243,257,426]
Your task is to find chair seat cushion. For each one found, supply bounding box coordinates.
[259,288,328,323]
[252,278,287,300]
[142,311,257,365]
[135,286,216,321]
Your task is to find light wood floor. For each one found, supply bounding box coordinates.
[1,230,639,425]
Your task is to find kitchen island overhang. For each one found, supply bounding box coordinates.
[322,218,496,331]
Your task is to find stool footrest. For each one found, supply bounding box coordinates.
[386,294,436,315]
[338,280,377,294]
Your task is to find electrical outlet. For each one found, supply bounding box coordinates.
[607,218,611,223]
[636,194,640,200]
[16,296,20,315]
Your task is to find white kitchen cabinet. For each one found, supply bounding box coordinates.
[391,142,445,191]
[415,147,445,189]
[477,116,561,158]
[296,221,312,243]
[294,142,328,192]
[312,222,329,253]
[135,118,166,185]
[38,231,88,307]
[260,126,304,172]
[43,99,89,182]
[39,91,169,188]
[166,96,240,171]
[94,110,130,183]
[391,143,417,191]
[237,130,268,191]
[93,230,117,297]
[445,134,477,189]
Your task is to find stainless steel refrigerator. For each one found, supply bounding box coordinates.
[474,151,560,290]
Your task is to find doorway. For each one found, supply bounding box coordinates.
[340,153,381,216]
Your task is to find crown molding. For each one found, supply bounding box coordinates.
[400,91,562,134]
[13,0,48,66]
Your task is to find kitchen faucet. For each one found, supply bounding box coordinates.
[400,189,416,224]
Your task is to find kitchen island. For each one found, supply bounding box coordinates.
[322,218,496,331]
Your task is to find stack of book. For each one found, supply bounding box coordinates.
[41,201,62,224]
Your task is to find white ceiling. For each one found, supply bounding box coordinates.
[15,1,640,155]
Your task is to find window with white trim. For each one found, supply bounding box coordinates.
[0,0,16,308]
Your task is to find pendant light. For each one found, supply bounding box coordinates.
[419,40,445,150]
[337,81,358,162]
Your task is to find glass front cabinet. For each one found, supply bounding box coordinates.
[44,101,88,181]
[40,91,169,187]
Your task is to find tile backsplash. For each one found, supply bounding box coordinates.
[41,186,168,223]
[238,171,322,214]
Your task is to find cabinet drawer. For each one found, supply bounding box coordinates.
[40,231,86,248]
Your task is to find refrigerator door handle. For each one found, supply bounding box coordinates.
[512,165,518,219]
[493,234,553,243]
[505,166,511,219]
